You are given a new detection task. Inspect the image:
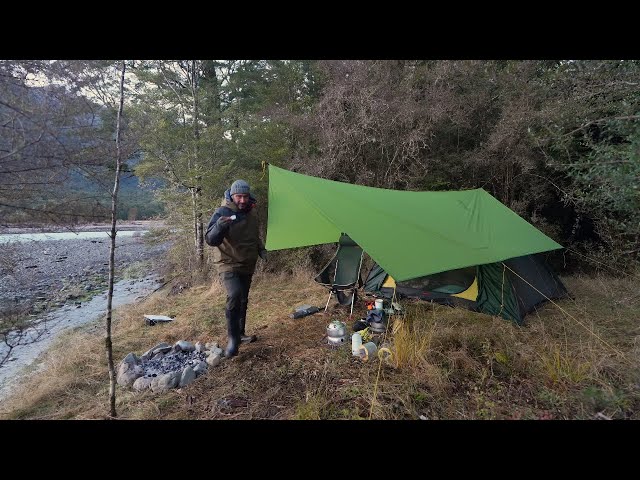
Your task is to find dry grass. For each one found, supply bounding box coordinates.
[2,269,639,420]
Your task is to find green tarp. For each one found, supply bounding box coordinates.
[265,165,562,282]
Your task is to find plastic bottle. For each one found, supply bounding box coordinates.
[351,332,363,356]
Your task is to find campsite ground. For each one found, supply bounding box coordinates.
[1,263,639,420]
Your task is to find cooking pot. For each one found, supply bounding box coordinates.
[327,320,347,346]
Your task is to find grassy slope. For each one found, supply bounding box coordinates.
[2,271,639,420]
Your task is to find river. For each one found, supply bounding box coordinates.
[0,274,163,402]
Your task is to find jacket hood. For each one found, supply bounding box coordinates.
[222,188,257,210]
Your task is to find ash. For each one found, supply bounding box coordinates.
[141,350,208,378]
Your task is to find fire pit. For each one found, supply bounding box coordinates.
[116,340,225,392]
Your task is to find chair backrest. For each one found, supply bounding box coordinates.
[314,233,363,290]
[333,235,363,287]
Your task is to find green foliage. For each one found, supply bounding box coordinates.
[562,120,640,255]
[5,59,639,272]
[532,60,640,268]
[293,395,327,420]
[538,344,592,385]
[128,60,323,266]
[288,60,640,272]
[579,385,632,415]
[8,59,636,273]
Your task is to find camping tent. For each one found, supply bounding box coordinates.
[363,253,568,323]
[265,165,568,323]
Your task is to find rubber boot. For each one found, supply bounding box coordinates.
[239,316,257,344]
[224,310,241,357]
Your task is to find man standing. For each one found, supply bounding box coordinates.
[205,179,267,357]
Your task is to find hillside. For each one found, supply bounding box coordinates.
[64,164,164,221]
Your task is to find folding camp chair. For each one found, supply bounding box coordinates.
[314,233,364,316]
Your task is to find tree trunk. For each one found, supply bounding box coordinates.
[106,60,127,419]
[191,188,203,266]
[190,61,204,267]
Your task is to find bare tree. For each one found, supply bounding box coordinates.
[105,60,127,419]
[0,60,117,227]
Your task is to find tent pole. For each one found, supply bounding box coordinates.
[350,251,364,317]
[349,291,355,317]
[324,291,332,312]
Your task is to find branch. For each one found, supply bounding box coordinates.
[0,100,75,159]
[0,130,45,161]
[158,61,187,106]
[563,115,640,137]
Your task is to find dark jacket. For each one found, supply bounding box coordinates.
[205,189,265,274]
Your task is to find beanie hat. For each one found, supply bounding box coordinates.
[230,179,250,196]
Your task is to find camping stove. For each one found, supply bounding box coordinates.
[327,320,347,346]
[369,320,387,333]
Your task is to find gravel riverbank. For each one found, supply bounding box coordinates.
[0,228,172,402]
[0,220,164,235]
[0,233,170,316]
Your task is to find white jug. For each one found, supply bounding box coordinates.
[351,332,363,356]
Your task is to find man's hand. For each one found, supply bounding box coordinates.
[217,216,233,227]
[259,249,268,262]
